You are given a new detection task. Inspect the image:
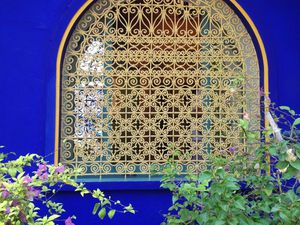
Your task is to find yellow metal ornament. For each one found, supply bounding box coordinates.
[56,0,266,179]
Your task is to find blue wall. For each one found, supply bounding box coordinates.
[1,0,300,224]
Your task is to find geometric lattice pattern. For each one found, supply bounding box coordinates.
[59,0,260,179]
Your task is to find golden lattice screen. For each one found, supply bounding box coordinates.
[59,0,260,179]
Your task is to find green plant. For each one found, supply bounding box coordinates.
[0,150,134,225]
[161,105,300,225]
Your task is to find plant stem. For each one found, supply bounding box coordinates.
[276,173,282,193]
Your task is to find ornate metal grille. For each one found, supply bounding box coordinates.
[59,0,260,179]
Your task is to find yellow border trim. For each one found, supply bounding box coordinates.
[229,0,270,119]
[54,0,269,165]
[229,0,270,173]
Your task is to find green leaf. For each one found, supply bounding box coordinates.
[263,187,273,196]
[279,106,296,115]
[269,146,278,155]
[108,209,116,219]
[172,195,178,204]
[279,106,290,111]
[42,186,49,192]
[290,160,300,170]
[293,118,300,126]
[48,214,60,221]
[214,220,225,225]
[279,211,289,222]
[124,204,135,214]
[215,167,225,178]
[235,198,245,210]
[220,204,229,212]
[93,203,100,215]
[197,212,208,223]
[198,171,212,183]
[224,181,239,191]
[80,189,89,197]
[283,166,297,179]
[98,207,106,219]
[276,161,289,170]
[286,190,297,202]
[101,198,111,206]
[8,168,17,177]
[271,205,280,213]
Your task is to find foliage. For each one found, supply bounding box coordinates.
[0,151,134,225]
[161,105,300,225]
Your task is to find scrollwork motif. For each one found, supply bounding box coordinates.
[60,0,260,178]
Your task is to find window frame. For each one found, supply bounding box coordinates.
[54,0,269,183]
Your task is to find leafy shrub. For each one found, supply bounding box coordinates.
[161,105,300,225]
[0,151,134,224]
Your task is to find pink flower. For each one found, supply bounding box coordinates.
[39,172,48,182]
[23,175,33,184]
[2,190,10,199]
[37,163,47,176]
[243,112,250,120]
[55,165,65,174]
[65,217,75,225]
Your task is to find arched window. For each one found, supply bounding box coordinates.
[56,0,267,179]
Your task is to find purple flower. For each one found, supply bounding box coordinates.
[23,175,33,184]
[26,187,41,201]
[5,207,10,214]
[65,217,75,225]
[229,147,237,154]
[55,165,65,174]
[19,212,27,223]
[39,172,48,182]
[11,200,19,207]
[37,163,47,176]
[2,190,10,199]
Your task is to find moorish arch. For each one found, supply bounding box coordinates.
[55,0,268,179]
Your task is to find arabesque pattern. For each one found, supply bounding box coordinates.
[59,0,260,178]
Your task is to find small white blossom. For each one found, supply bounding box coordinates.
[286,149,297,162]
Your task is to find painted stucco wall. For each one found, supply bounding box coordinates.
[1,0,300,224]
